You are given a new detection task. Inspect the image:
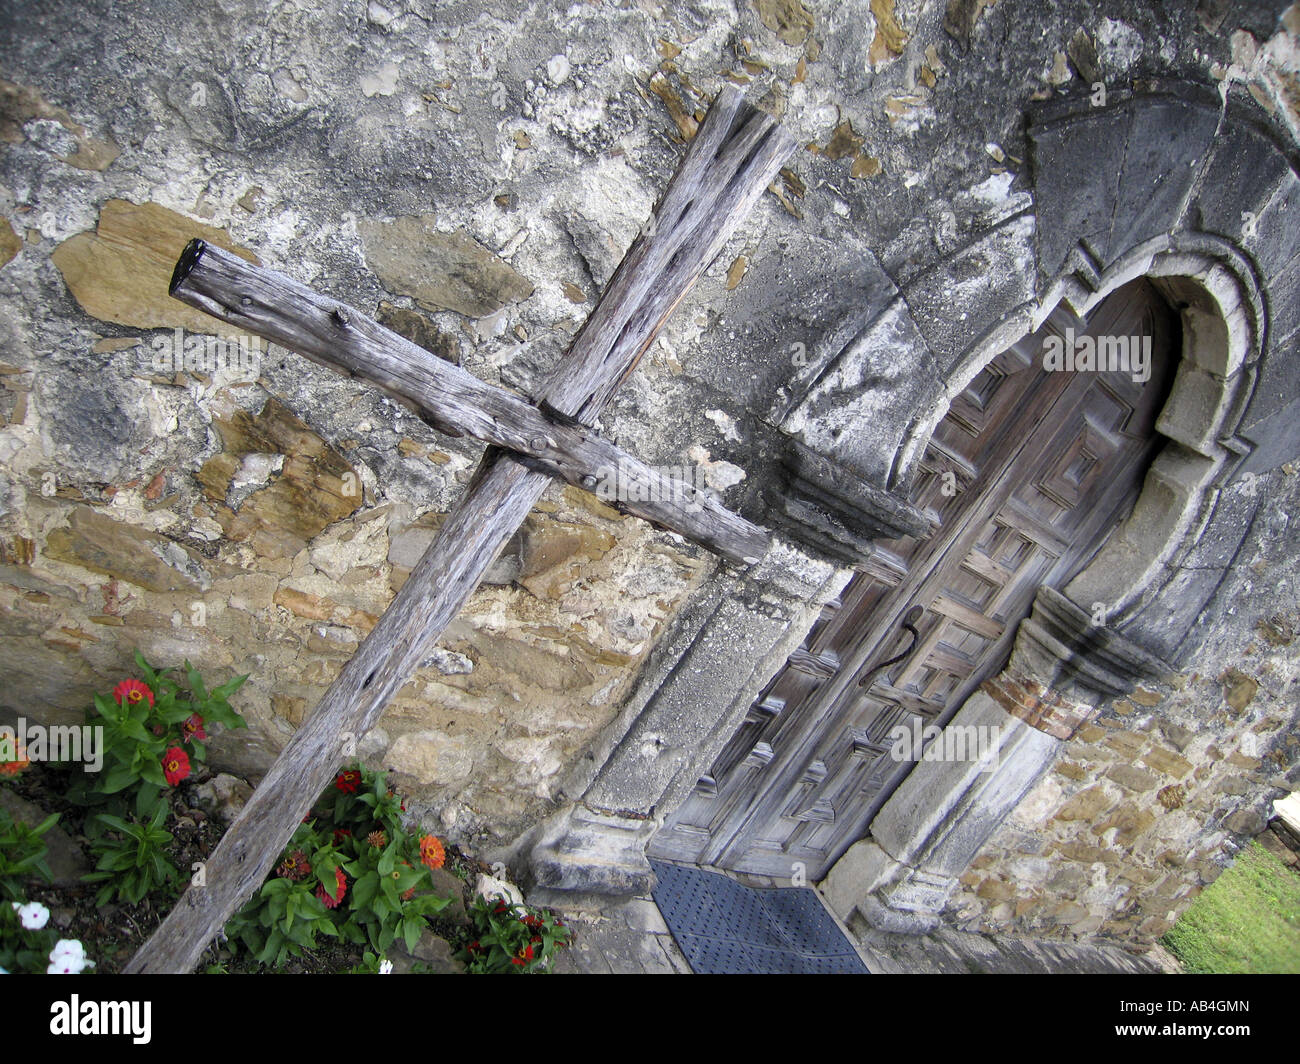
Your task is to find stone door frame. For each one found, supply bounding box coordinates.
[524,81,1299,918]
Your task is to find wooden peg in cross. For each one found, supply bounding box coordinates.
[126,86,794,972]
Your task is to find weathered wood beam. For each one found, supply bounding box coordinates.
[126,86,793,973]
[168,240,768,566]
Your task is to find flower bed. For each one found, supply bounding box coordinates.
[0,655,571,974]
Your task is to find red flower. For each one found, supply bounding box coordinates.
[0,734,29,776]
[467,940,481,953]
[114,678,154,709]
[333,828,352,845]
[162,746,190,786]
[494,899,508,914]
[335,768,361,794]
[181,714,207,741]
[419,835,445,870]
[511,943,534,965]
[316,867,348,909]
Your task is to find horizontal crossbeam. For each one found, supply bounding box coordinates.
[168,241,769,565]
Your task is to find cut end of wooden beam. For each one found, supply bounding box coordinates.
[170,238,209,295]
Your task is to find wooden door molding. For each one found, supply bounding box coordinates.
[649,280,1181,878]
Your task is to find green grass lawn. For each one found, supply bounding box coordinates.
[1163,839,1300,974]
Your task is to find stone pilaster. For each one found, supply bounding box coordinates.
[526,535,851,896]
[822,586,1173,933]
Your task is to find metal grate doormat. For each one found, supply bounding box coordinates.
[650,860,869,974]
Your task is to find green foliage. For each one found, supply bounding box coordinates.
[1,900,55,974]
[63,653,246,905]
[458,893,572,973]
[224,873,342,967]
[81,805,180,906]
[223,764,453,968]
[1163,840,1300,974]
[0,807,58,901]
[65,650,247,826]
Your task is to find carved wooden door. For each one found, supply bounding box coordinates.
[649,280,1178,878]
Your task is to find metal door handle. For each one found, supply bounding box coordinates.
[857,605,924,687]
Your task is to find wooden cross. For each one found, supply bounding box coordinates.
[126,87,795,972]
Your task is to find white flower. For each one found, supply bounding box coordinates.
[47,939,95,974]
[378,958,393,974]
[12,901,50,930]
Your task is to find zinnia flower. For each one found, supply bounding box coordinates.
[335,768,361,794]
[277,850,310,881]
[511,943,534,966]
[0,740,29,777]
[332,828,352,845]
[113,678,154,709]
[161,746,190,786]
[12,901,50,930]
[181,714,207,741]
[367,830,386,848]
[316,867,348,909]
[419,835,445,870]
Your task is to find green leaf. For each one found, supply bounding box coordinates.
[133,649,158,684]
[29,812,60,837]
[185,661,208,702]
[94,812,134,834]
[402,915,422,953]
[212,674,248,700]
[352,871,379,908]
[137,757,168,788]
[93,692,123,721]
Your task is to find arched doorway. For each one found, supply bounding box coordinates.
[649,279,1180,878]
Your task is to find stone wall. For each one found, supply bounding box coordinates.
[1,0,1298,926]
[947,465,1300,947]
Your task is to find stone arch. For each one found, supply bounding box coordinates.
[877,83,1295,658]
[818,82,1300,931]
[891,236,1263,634]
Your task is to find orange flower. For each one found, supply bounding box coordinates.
[113,678,154,709]
[0,733,28,775]
[419,835,445,870]
[0,739,29,777]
